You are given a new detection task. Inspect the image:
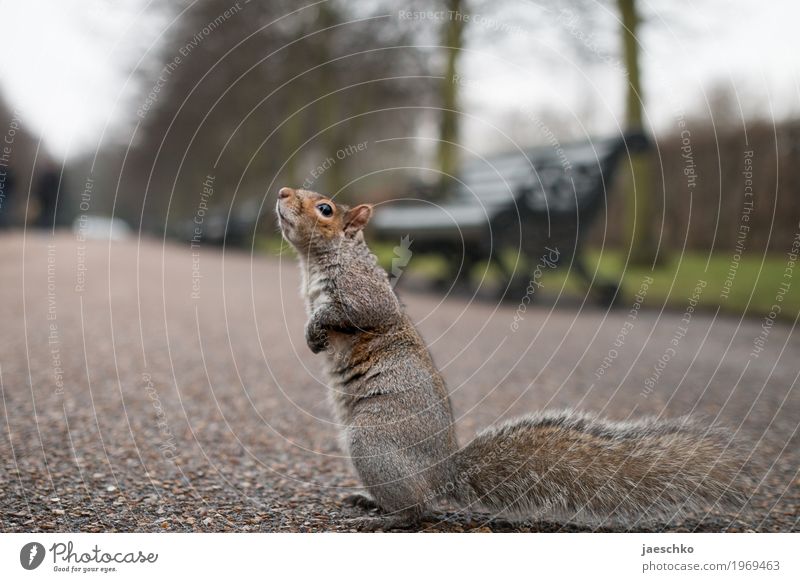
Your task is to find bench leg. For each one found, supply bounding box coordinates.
[491,248,536,301]
[572,251,622,307]
[435,248,480,293]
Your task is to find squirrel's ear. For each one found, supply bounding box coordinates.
[344,204,373,235]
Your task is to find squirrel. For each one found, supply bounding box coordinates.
[276,186,747,530]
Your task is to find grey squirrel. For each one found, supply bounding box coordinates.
[276,186,747,530]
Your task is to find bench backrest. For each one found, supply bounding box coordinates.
[451,135,634,215]
[369,132,648,242]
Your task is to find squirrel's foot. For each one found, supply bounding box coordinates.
[344,513,420,532]
[305,322,328,353]
[342,492,379,511]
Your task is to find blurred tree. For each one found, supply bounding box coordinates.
[618,0,657,265]
[114,0,436,236]
[437,0,466,195]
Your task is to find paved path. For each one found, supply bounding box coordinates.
[0,233,797,532]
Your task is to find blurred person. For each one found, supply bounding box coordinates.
[0,164,14,228]
[34,160,62,228]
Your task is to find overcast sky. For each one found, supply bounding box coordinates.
[1,0,798,159]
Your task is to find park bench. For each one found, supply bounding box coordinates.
[370,131,649,305]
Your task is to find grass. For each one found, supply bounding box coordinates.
[258,235,799,321]
[537,249,799,321]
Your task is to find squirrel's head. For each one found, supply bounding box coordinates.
[276,187,373,253]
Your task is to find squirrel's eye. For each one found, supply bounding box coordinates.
[316,203,333,217]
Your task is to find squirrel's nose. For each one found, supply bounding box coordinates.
[278,187,295,200]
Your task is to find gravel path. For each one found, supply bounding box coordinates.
[0,232,797,532]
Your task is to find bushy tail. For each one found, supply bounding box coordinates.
[449,410,748,523]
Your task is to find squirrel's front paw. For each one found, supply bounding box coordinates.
[305,322,328,354]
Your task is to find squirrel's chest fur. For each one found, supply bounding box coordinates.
[301,262,332,314]
[299,249,458,466]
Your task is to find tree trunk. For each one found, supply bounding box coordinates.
[437,0,465,196]
[619,0,658,265]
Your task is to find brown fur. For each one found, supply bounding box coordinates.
[277,187,748,530]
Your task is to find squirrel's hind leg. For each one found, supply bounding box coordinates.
[344,510,421,531]
[341,492,422,530]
